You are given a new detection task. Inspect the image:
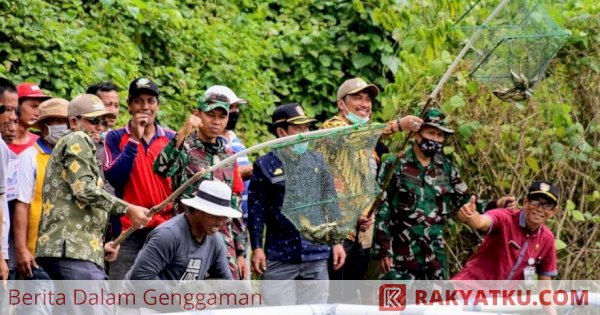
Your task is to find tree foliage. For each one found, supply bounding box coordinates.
[1,0,598,278]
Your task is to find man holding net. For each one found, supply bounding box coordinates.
[248,103,345,305]
[374,108,516,280]
[154,91,248,280]
[321,77,423,283]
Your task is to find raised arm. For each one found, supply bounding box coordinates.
[457,196,492,231]
[103,128,137,192]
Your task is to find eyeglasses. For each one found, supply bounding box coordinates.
[529,199,556,210]
[80,117,108,127]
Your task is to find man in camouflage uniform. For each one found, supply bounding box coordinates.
[154,92,248,279]
[374,108,515,280]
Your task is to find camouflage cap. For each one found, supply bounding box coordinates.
[422,108,454,134]
[197,92,230,113]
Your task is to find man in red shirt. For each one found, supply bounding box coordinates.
[11,83,51,154]
[103,77,175,279]
[453,180,558,282]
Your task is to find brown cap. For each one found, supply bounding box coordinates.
[37,98,69,123]
[68,94,117,119]
[336,77,379,100]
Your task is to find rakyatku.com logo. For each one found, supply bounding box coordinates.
[378,284,589,312]
[379,284,406,311]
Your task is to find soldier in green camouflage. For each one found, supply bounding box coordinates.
[373,108,516,280]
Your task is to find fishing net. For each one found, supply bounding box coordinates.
[455,0,570,102]
[271,124,386,244]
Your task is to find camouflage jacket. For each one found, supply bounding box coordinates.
[374,147,488,260]
[36,131,128,268]
[153,133,247,259]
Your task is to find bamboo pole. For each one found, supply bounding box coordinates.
[364,0,514,218]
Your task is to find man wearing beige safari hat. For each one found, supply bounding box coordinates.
[35,94,150,285]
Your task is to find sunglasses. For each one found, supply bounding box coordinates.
[80,117,109,127]
[529,199,556,210]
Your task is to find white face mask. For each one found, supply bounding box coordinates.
[44,124,69,145]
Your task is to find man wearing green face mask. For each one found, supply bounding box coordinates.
[248,103,345,305]
[322,78,423,286]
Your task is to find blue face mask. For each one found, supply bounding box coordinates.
[342,102,369,125]
[293,142,308,155]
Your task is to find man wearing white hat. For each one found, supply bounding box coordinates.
[125,180,240,281]
[208,85,253,219]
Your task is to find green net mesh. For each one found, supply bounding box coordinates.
[272,124,386,244]
[455,0,570,101]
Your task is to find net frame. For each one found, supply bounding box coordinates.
[272,123,387,244]
[454,0,570,90]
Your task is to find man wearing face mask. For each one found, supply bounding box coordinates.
[13,99,69,281]
[154,92,247,280]
[208,85,253,219]
[322,78,423,286]
[248,103,346,305]
[374,108,516,280]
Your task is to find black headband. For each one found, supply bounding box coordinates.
[196,190,230,207]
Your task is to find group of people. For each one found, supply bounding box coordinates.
[0,76,561,309]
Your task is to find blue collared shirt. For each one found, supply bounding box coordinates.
[248,151,331,263]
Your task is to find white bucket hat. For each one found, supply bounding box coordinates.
[181,180,241,218]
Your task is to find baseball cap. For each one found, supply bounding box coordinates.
[68,94,117,119]
[527,180,560,204]
[204,85,247,105]
[128,77,160,101]
[422,108,454,134]
[271,103,317,126]
[337,78,379,100]
[17,83,51,102]
[197,92,230,113]
[181,180,241,218]
[37,98,69,123]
